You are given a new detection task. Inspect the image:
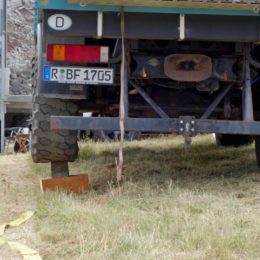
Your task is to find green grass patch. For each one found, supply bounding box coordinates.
[32,135,260,259]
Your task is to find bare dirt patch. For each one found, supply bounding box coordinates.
[0,154,38,259]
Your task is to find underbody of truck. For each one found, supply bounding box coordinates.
[32,0,260,177]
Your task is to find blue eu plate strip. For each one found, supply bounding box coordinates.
[44,66,51,81]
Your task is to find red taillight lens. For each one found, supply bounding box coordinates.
[47,44,109,63]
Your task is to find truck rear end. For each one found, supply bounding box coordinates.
[32,0,260,178]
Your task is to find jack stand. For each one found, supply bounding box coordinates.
[51,162,69,178]
[40,162,89,193]
[179,116,196,151]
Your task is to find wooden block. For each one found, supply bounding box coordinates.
[40,175,89,193]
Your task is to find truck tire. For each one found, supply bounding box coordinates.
[215,134,253,147]
[31,96,79,163]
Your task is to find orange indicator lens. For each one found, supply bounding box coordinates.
[53,45,65,61]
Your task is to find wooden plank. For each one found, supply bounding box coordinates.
[40,175,90,193]
[68,0,260,11]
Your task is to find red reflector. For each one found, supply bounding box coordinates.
[47,44,109,63]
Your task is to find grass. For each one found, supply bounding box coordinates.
[29,135,260,260]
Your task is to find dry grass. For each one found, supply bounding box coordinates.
[0,154,38,259]
[29,135,260,260]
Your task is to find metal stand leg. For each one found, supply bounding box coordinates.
[243,58,254,122]
[123,56,129,119]
[0,103,5,153]
[117,9,127,183]
[51,162,69,178]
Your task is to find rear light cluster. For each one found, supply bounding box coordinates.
[47,44,109,63]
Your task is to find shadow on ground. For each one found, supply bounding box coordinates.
[74,136,259,193]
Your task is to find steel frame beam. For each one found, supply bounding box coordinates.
[130,81,169,118]
[51,116,260,136]
[201,85,232,119]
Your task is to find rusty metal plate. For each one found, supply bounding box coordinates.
[164,54,212,82]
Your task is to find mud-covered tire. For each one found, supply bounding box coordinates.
[215,134,253,147]
[31,96,79,163]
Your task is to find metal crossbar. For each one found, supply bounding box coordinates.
[50,116,260,136]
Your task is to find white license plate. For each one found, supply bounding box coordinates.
[43,66,114,85]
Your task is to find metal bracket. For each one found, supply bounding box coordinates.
[97,11,103,39]
[179,14,185,41]
[179,116,196,150]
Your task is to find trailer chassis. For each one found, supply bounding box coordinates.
[32,4,260,180]
[50,56,259,150]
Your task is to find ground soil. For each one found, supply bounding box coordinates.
[0,136,260,259]
[0,154,39,260]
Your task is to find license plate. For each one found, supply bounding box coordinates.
[43,66,114,85]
